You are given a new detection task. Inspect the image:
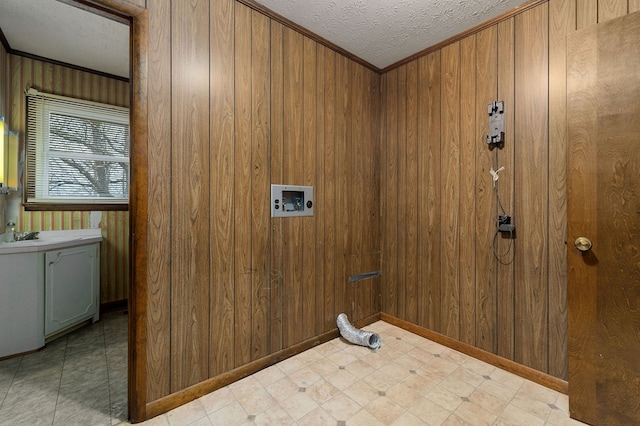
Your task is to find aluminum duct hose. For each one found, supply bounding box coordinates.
[336,313,381,349]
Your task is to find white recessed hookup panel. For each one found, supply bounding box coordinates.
[271,184,314,217]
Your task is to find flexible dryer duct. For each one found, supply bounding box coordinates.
[336,313,381,349]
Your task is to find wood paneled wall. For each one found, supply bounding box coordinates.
[145,0,380,401]
[6,55,130,304]
[380,0,639,381]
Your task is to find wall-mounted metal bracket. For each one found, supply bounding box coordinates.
[487,101,505,145]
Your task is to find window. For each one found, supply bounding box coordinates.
[26,88,129,208]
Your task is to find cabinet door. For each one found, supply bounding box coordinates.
[45,244,99,337]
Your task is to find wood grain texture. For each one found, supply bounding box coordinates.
[127,3,148,419]
[459,35,477,346]
[598,0,627,22]
[209,0,235,377]
[396,65,407,320]
[596,14,640,424]
[381,68,398,316]
[233,2,253,368]
[302,36,317,340]
[416,52,442,331]
[404,60,419,324]
[631,0,640,13]
[577,0,597,29]
[593,14,640,423]
[547,0,574,381]
[474,25,498,355]
[269,20,284,354]
[440,41,461,340]
[335,54,351,318]
[349,61,364,320]
[496,18,515,360]
[321,47,337,331]
[314,45,326,335]
[250,10,271,361]
[514,4,549,372]
[170,0,211,391]
[130,0,640,416]
[566,23,600,426]
[282,26,304,347]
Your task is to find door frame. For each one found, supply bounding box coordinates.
[71,0,149,422]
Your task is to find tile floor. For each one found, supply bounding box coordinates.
[126,321,587,426]
[0,310,128,426]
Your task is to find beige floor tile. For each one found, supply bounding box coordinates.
[199,386,236,414]
[309,357,340,377]
[401,371,439,395]
[459,357,496,377]
[326,350,358,367]
[476,376,519,402]
[454,400,497,426]
[207,402,249,426]
[516,379,559,405]
[228,375,264,400]
[277,356,307,375]
[343,359,375,379]
[342,379,379,406]
[361,369,398,392]
[437,376,476,398]
[510,394,554,421]
[408,396,452,426]
[252,402,295,425]
[278,391,319,421]
[237,388,278,416]
[265,376,299,402]
[466,387,508,414]
[1,319,588,426]
[252,365,285,387]
[347,408,386,425]
[497,403,546,426]
[448,365,486,388]
[305,379,341,404]
[313,340,343,357]
[324,368,359,390]
[385,381,423,408]
[288,365,322,388]
[165,399,208,426]
[321,393,361,421]
[295,406,338,426]
[489,367,525,390]
[365,395,405,424]
[391,412,429,425]
[546,408,589,426]
[425,387,464,412]
[442,413,475,425]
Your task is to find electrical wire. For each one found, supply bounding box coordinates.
[491,144,515,264]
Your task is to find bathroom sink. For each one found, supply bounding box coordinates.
[0,229,102,254]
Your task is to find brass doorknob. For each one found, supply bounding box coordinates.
[574,237,593,252]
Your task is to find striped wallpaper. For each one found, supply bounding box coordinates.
[7,54,130,305]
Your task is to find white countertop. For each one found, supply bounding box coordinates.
[0,229,103,254]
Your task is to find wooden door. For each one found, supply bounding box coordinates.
[567,11,640,426]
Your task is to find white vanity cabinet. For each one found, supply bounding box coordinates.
[45,243,100,338]
[0,252,45,358]
[0,229,102,358]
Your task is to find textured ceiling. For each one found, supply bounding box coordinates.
[255,0,531,69]
[0,0,129,78]
[0,0,532,78]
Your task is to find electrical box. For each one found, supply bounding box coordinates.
[271,185,314,218]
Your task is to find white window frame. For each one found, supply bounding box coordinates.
[26,88,130,206]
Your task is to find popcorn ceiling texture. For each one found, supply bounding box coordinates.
[255,0,530,69]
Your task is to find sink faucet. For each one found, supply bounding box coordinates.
[14,231,39,241]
